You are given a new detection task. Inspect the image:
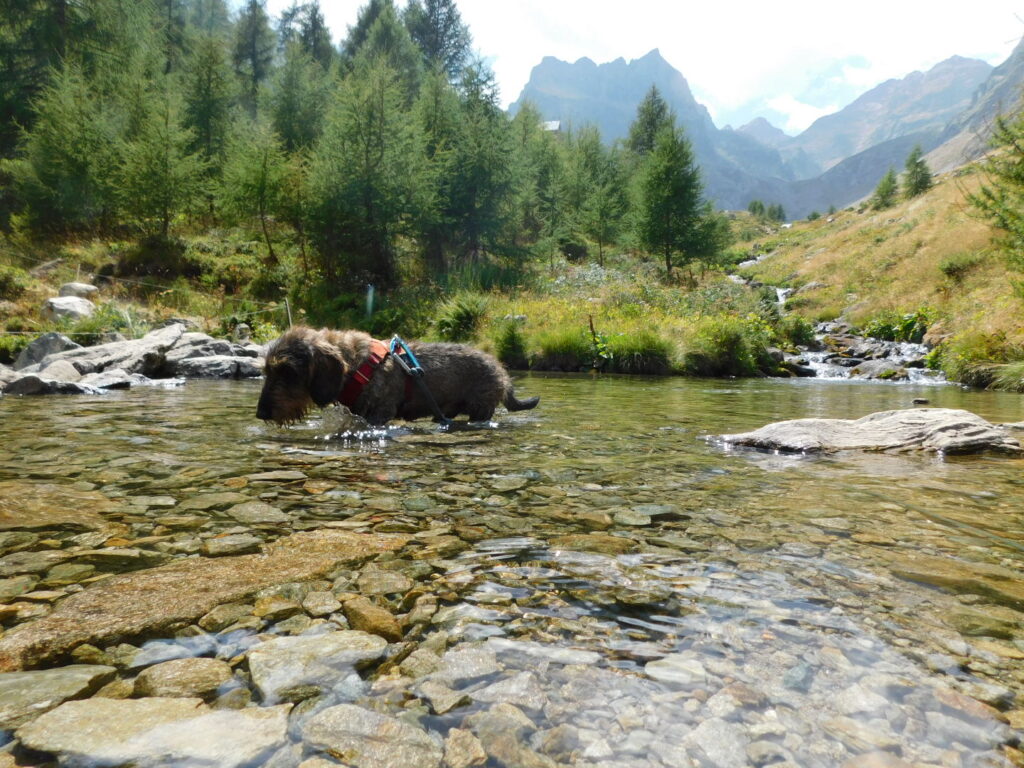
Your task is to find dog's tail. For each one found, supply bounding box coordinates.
[504,388,540,412]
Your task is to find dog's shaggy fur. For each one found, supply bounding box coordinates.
[256,326,539,426]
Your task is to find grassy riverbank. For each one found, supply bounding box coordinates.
[737,166,1024,390]
[1,160,1022,388]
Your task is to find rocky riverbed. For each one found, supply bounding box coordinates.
[0,377,1022,767]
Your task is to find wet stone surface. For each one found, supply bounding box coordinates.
[0,377,1022,766]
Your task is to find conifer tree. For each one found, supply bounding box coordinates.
[183,34,233,174]
[232,0,275,116]
[968,112,1024,272]
[118,85,207,238]
[408,69,461,273]
[5,64,120,231]
[627,85,672,157]
[306,57,410,285]
[871,167,898,210]
[268,41,331,152]
[903,144,932,198]
[636,123,706,280]
[220,119,286,262]
[403,0,471,80]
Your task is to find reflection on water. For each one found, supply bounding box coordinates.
[0,375,1022,766]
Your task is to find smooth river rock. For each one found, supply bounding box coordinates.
[16,697,291,768]
[0,529,407,671]
[0,664,116,729]
[25,322,185,377]
[717,408,1022,455]
[247,630,387,702]
[302,703,443,768]
[133,657,234,699]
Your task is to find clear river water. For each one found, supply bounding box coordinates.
[0,374,1022,767]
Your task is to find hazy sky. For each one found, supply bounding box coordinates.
[267,1,1022,134]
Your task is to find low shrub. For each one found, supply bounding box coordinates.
[436,293,489,342]
[775,314,816,347]
[682,314,768,377]
[102,235,202,279]
[0,334,30,365]
[493,320,528,369]
[0,265,28,300]
[990,361,1024,392]
[64,302,147,345]
[938,253,982,282]
[937,330,1020,387]
[532,327,592,371]
[605,330,673,374]
[861,308,933,343]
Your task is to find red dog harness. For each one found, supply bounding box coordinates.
[337,339,414,409]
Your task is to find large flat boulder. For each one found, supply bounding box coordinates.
[717,408,1021,455]
[26,323,185,377]
[0,529,408,671]
[13,332,82,370]
[16,697,291,768]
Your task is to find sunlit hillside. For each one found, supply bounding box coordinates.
[737,165,1023,350]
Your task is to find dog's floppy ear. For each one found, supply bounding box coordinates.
[308,341,346,407]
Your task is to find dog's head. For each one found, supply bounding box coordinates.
[256,327,347,425]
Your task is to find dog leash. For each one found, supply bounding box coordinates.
[389,336,454,429]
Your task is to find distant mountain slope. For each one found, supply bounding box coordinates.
[928,36,1024,172]
[509,48,1010,217]
[508,49,798,210]
[785,56,992,178]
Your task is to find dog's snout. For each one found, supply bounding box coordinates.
[256,393,272,421]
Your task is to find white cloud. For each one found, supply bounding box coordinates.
[765,95,839,134]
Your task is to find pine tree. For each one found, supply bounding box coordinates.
[748,200,765,218]
[403,0,471,80]
[349,1,422,99]
[636,123,706,280]
[871,167,898,210]
[627,85,671,157]
[447,61,513,261]
[118,85,207,238]
[220,119,286,262]
[232,0,275,116]
[306,57,411,285]
[903,144,932,198]
[582,143,628,266]
[183,34,233,176]
[5,63,120,231]
[408,68,461,274]
[268,41,331,152]
[279,2,335,70]
[968,112,1024,272]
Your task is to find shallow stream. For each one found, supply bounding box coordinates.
[1,375,1023,767]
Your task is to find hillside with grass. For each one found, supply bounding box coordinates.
[736,163,1024,387]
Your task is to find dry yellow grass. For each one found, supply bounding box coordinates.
[738,168,1024,345]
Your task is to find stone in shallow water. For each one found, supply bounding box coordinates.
[0,529,407,672]
[343,596,403,642]
[202,533,263,556]
[302,703,443,768]
[644,654,707,686]
[16,697,290,768]
[486,637,600,667]
[685,717,749,768]
[133,657,233,699]
[247,630,387,702]
[177,492,250,512]
[0,664,116,729]
[443,728,487,768]
[471,671,545,710]
[431,645,501,686]
[225,501,289,524]
[717,408,1022,455]
[358,565,414,596]
[0,481,117,533]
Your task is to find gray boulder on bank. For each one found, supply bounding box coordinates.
[2,323,266,395]
[14,332,82,370]
[717,408,1022,455]
[58,282,99,299]
[41,296,95,322]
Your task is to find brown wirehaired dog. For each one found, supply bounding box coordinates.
[256,326,539,426]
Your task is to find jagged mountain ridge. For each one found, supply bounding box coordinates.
[510,48,1008,217]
